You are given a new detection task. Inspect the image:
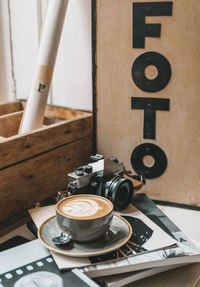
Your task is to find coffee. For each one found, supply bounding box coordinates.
[56,194,114,242]
[57,194,113,220]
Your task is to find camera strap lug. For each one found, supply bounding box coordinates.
[124,168,146,191]
[91,175,103,196]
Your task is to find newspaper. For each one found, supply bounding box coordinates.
[29,195,176,270]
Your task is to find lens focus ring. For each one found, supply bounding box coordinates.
[103,177,134,210]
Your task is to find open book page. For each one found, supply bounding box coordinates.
[29,197,176,270]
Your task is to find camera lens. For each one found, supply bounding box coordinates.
[103,177,134,210]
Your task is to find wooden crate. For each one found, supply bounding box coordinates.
[0,101,93,230]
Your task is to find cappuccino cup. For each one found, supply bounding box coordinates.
[56,194,114,242]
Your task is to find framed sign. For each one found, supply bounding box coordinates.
[93,0,200,204]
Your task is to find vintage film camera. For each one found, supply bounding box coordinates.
[67,154,145,210]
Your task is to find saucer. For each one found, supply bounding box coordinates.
[38,214,132,257]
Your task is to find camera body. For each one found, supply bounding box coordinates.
[67,154,134,210]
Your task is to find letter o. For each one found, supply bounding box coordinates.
[131,143,167,179]
[132,51,171,93]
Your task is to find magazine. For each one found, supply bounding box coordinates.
[82,195,200,278]
[29,196,176,270]
[0,239,99,287]
[94,265,184,287]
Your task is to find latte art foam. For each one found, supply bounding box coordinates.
[57,195,113,220]
[62,198,103,218]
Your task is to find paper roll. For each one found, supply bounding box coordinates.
[19,0,69,133]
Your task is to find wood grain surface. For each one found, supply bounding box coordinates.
[0,101,93,225]
[0,101,23,116]
[0,136,92,222]
[0,114,92,169]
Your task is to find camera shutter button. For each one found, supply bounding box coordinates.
[83,165,93,173]
[75,170,84,176]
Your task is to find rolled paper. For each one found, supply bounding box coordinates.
[19,0,69,133]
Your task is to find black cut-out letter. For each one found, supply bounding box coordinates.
[131,97,170,139]
[131,143,167,179]
[133,1,173,48]
[132,51,171,93]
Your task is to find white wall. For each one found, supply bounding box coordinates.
[52,0,92,111]
[9,0,39,103]
[0,0,92,111]
[0,1,13,103]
